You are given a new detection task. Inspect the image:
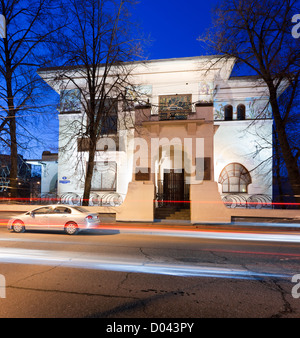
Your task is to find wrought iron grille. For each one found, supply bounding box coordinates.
[155,172,190,209]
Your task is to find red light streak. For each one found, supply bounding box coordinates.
[156,199,300,207]
[0,197,299,207]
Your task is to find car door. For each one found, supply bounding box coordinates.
[29,206,52,230]
[48,206,72,231]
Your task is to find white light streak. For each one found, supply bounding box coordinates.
[0,247,290,280]
[101,227,300,243]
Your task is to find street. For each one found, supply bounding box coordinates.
[0,214,300,319]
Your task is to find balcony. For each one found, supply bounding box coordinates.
[136,101,214,124]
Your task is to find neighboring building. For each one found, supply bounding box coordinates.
[0,154,38,199]
[26,151,58,201]
[38,55,274,221]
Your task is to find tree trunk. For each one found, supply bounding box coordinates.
[82,143,96,206]
[9,110,18,200]
[4,25,18,200]
[273,128,285,208]
[7,77,18,200]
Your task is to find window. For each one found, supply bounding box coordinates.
[32,207,51,215]
[52,207,71,214]
[88,98,118,135]
[60,89,81,113]
[218,163,251,193]
[91,161,117,191]
[100,113,118,135]
[126,84,152,109]
[224,105,233,120]
[237,104,246,120]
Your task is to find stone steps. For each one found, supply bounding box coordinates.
[154,207,177,219]
[165,209,190,220]
[155,207,190,220]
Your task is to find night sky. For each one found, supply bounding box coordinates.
[132,0,221,59]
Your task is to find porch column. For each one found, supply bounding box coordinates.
[116,105,154,222]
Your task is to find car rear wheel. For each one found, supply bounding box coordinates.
[12,221,25,233]
[64,221,78,235]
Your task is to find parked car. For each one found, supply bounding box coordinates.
[7,205,101,235]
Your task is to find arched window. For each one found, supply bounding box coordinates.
[237,104,246,120]
[218,163,251,193]
[224,105,233,120]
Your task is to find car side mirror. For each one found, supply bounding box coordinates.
[30,212,35,217]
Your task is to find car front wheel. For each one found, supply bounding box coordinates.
[12,221,25,233]
[64,222,78,235]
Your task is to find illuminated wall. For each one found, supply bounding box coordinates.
[214,76,273,205]
[39,56,273,207]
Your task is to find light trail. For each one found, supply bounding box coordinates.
[0,247,290,280]
[0,234,300,260]
[1,217,300,243]
[97,225,300,243]
[0,197,300,207]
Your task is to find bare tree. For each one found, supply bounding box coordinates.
[50,0,145,205]
[199,0,300,206]
[0,0,65,199]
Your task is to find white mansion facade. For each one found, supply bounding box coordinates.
[38,56,273,222]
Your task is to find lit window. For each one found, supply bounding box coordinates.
[218,163,251,193]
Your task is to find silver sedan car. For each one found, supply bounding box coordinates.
[7,205,101,235]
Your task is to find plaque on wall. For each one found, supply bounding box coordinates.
[135,167,150,181]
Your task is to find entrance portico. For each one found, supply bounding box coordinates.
[116,104,231,223]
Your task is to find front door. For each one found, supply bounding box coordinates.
[27,206,51,230]
[163,169,184,208]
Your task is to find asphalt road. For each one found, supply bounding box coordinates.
[0,215,300,320]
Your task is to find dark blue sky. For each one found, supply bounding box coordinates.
[132,0,220,60]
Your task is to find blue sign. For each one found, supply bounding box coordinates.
[59,176,70,184]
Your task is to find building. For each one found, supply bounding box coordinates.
[38,56,274,222]
[0,154,39,200]
[26,151,58,202]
